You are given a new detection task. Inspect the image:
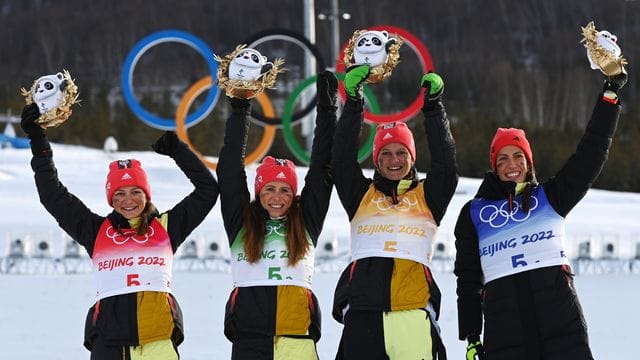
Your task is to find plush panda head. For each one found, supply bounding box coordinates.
[33,72,67,114]
[228,48,269,81]
[353,30,391,67]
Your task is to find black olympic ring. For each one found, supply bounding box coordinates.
[242,29,327,127]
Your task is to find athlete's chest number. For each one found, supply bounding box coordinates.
[268,266,293,280]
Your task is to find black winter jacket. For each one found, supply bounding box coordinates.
[216,98,334,343]
[331,97,458,320]
[30,137,218,349]
[454,96,620,360]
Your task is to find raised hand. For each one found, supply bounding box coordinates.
[151,131,180,156]
[344,64,370,99]
[421,72,445,103]
[20,103,44,139]
[317,70,338,110]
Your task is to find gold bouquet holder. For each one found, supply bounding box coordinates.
[581,21,627,76]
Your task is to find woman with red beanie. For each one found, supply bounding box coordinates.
[20,103,219,360]
[454,70,628,360]
[332,66,457,360]
[216,71,336,359]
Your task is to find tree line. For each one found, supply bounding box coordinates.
[1,0,638,191]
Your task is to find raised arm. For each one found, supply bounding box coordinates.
[331,65,373,220]
[300,71,337,244]
[21,103,103,254]
[151,132,219,251]
[420,73,459,225]
[216,98,252,243]
[544,72,625,216]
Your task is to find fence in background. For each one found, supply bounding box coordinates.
[2,230,639,275]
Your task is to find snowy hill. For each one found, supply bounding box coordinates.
[1,142,639,359]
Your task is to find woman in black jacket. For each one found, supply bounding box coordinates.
[21,103,219,360]
[216,71,336,359]
[332,65,457,360]
[454,70,627,360]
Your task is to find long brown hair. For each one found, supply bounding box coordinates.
[520,166,538,212]
[134,202,157,236]
[242,196,309,266]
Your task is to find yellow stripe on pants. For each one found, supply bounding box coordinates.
[130,339,178,360]
[383,309,432,360]
[274,336,318,360]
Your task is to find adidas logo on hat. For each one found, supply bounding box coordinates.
[121,173,133,180]
[276,171,287,179]
[382,133,393,140]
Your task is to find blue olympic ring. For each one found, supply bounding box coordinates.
[121,30,220,130]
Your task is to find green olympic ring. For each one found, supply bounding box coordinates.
[282,73,379,165]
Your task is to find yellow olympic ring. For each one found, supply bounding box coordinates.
[176,75,276,170]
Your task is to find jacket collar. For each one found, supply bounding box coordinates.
[373,167,420,204]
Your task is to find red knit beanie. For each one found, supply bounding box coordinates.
[105,159,151,206]
[489,128,534,170]
[372,122,416,167]
[254,156,298,196]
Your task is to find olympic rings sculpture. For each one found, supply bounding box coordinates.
[336,25,434,124]
[281,73,379,165]
[175,76,277,170]
[244,29,327,127]
[121,29,220,130]
[122,26,432,166]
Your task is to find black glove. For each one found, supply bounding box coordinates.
[317,70,338,110]
[603,69,628,94]
[151,131,180,156]
[20,103,44,139]
[465,334,486,360]
[228,96,251,113]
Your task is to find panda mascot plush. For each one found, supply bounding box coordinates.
[215,45,285,99]
[581,21,627,76]
[344,29,403,84]
[20,69,79,128]
[353,30,396,68]
[228,48,272,81]
[32,72,67,114]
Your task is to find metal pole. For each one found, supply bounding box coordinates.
[331,0,340,67]
[302,0,317,152]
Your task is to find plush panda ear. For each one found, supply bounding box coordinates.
[381,31,389,39]
[260,62,273,75]
[261,55,267,64]
[59,79,68,92]
[56,72,64,80]
[385,37,397,53]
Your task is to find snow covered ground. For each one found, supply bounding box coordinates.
[1,143,639,359]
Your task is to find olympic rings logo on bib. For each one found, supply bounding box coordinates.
[106,226,154,245]
[478,196,539,228]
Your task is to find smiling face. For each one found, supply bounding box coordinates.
[259,181,294,218]
[111,186,147,219]
[495,145,529,183]
[377,142,414,181]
